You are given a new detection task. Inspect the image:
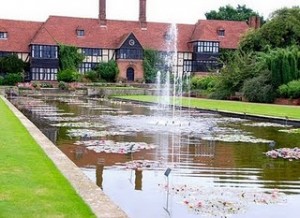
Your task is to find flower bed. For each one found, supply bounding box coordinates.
[266,147,300,160]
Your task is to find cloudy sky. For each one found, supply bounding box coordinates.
[0,0,299,24]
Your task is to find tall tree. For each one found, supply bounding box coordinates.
[205,4,261,21]
[240,7,300,52]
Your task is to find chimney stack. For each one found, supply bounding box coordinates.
[248,16,261,29]
[139,0,147,29]
[99,0,107,26]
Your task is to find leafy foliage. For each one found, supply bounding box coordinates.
[242,70,275,103]
[240,7,300,52]
[258,46,300,87]
[143,49,161,83]
[191,76,218,91]
[58,44,84,71]
[57,69,80,82]
[58,81,68,90]
[94,60,119,82]
[2,73,23,86]
[84,70,99,82]
[0,54,25,74]
[211,51,262,99]
[278,80,300,99]
[205,4,261,21]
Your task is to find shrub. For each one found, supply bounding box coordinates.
[0,76,3,85]
[58,81,68,90]
[191,76,217,91]
[95,60,119,82]
[278,80,300,99]
[3,73,23,86]
[57,69,80,82]
[209,87,232,100]
[85,70,98,82]
[242,71,275,103]
[0,54,25,74]
[40,83,53,88]
[278,84,289,98]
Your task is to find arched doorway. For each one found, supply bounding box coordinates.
[126,67,134,82]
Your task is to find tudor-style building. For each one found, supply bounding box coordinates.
[0,0,260,82]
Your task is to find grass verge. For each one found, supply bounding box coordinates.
[0,98,95,218]
[115,95,300,120]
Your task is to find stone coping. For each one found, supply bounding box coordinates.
[0,95,128,218]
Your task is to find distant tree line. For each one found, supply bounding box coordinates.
[193,6,300,102]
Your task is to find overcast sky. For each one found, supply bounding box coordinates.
[0,0,299,24]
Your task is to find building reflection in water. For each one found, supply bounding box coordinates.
[134,169,143,190]
[42,127,58,143]
[195,140,216,157]
[75,146,85,160]
[96,158,105,189]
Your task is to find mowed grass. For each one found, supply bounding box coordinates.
[115,95,300,120]
[0,98,95,218]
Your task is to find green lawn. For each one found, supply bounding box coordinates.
[0,98,95,218]
[115,95,300,120]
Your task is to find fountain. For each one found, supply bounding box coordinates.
[8,23,300,218]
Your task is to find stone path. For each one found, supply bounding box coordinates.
[1,96,128,218]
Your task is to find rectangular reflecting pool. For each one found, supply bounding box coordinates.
[10,96,300,218]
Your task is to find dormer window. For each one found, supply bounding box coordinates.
[76,29,85,37]
[0,31,8,39]
[217,29,225,37]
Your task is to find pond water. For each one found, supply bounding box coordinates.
[10,96,300,218]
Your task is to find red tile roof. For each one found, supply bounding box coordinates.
[191,20,250,49]
[0,19,42,52]
[30,16,195,52]
[1,16,251,54]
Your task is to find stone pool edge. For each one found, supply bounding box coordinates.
[1,95,128,218]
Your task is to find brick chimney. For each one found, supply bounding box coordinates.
[248,16,261,29]
[99,0,107,26]
[139,0,147,29]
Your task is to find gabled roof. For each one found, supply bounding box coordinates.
[190,20,250,49]
[0,16,251,54]
[117,32,142,49]
[30,16,196,52]
[0,19,42,52]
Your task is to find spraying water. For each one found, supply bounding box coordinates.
[155,23,191,119]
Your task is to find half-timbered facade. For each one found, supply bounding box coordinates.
[0,0,260,82]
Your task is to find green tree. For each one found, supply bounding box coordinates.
[95,60,119,82]
[205,4,261,21]
[0,54,25,74]
[258,46,300,87]
[242,70,275,103]
[57,69,80,82]
[143,49,161,83]
[58,44,84,71]
[211,50,261,99]
[240,7,300,52]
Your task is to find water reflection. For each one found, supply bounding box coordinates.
[135,169,143,191]
[9,96,300,218]
[96,158,105,189]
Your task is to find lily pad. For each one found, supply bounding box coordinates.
[202,134,272,143]
[278,128,300,134]
[266,147,300,160]
[74,140,157,154]
[159,184,286,217]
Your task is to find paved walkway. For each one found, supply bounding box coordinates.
[1,95,128,218]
